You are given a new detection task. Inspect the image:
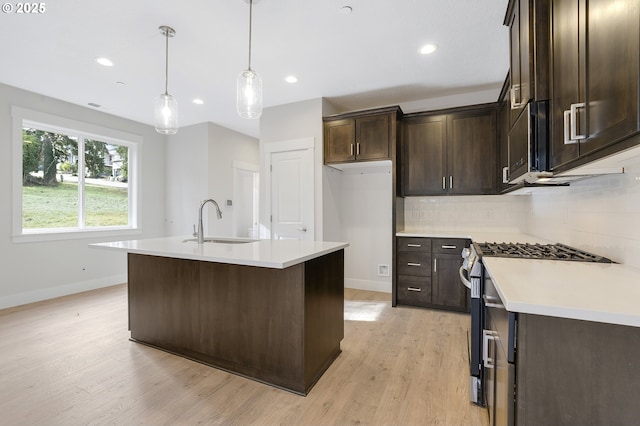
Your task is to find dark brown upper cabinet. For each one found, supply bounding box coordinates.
[323,107,401,165]
[549,0,640,172]
[504,0,550,127]
[402,105,498,196]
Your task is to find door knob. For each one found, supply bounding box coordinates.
[296,227,307,232]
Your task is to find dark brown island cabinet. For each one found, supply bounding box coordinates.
[395,237,470,312]
[401,105,498,196]
[323,106,401,165]
[126,250,344,396]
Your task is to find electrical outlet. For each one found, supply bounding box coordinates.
[378,264,389,277]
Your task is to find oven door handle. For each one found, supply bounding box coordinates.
[483,295,505,309]
[459,266,472,289]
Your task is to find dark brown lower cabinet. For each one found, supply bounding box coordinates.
[397,275,432,307]
[127,250,344,396]
[432,253,468,311]
[395,236,469,312]
[515,314,640,426]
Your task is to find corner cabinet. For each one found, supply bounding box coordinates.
[323,106,401,165]
[402,105,498,196]
[549,0,640,172]
[395,236,469,312]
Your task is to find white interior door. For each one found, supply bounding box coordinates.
[269,147,314,240]
[232,161,259,238]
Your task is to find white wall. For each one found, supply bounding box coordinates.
[164,122,259,238]
[205,122,259,237]
[260,98,325,239]
[165,123,209,236]
[526,159,640,269]
[339,165,393,293]
[0,83,167,308]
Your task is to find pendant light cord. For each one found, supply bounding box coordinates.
[247,0,253,71]
[164,29,170,95]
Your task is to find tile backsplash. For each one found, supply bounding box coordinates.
[403,159,640,269]
[403,195,529,234]
[526,160,640,268]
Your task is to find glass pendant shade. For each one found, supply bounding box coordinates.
[237,69,263,119]
[154,93,179,134]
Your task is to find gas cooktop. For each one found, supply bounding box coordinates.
[474,242,613,263]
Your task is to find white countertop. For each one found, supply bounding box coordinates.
[397,228,640,327]
[484,257,640,327]
[90,236,349,269]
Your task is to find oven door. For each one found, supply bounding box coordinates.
[465,249,484,406]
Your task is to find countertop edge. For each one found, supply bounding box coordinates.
[90,238,349,269]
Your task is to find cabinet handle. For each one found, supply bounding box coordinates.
[570,102,587,141]
[502,166,509,184]
[483,295,505,309]
[563,110,576,145]
[407,244,422,248]
[510,85,522,109]
[434,258,437,272]
[407,287,422,292]
[441,245,457,249]
[483,330,498,369]
[407,262,422,267]
[356,142,360,155]
[442,176,446,190]
[449,176,453,189]
[350,143,354,156]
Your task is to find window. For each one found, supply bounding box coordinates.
[12,107,141,241]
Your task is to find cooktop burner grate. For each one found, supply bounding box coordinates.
[474,242,613,263]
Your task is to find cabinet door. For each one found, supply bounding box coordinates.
[498,85,511,192]
[549,0,582,170]
[581,0,639,156]
[356,114,390,161]
[402,115,447,195]
[324,119,356,164]
[432,253,468,311]
[447,109,498,195]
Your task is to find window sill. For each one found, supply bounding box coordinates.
[12,227,143,243]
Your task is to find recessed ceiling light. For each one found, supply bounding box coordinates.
[96,57,113,67]
[419,44,438,55]
[285,76,298,83]
[340,6,352,14]
[192,98,204,105]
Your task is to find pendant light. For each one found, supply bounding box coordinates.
[237,0,263,119]
[154,25,179,134]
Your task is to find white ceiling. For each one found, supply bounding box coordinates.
[0,0,509,138]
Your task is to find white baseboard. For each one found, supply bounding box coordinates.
[0,274,127,310]
[344,277,392,294]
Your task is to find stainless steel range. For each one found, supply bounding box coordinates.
[460,241,613,420]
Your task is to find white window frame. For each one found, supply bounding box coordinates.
[12,106,143,242]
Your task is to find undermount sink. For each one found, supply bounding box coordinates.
[182,237,258,244]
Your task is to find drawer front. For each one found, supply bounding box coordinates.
[397,237,431,253]
[397,252,431,276]
[431,238,468,254]
[397,275,431,306]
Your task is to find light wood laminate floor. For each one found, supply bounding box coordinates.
[0,285,488,425]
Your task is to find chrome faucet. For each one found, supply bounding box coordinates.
[197,199,223,244]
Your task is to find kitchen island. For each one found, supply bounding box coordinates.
[91,237,348,395]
